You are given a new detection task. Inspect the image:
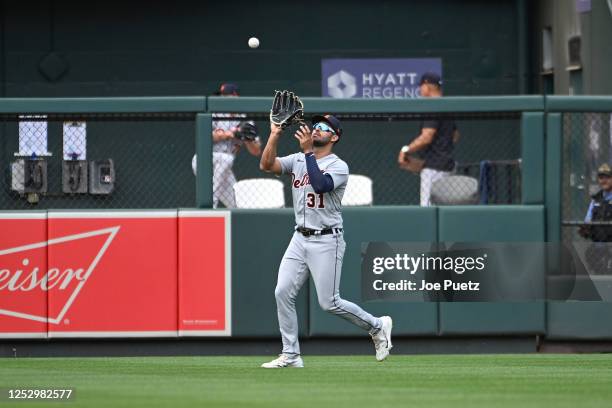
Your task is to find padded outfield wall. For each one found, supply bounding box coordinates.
[0,95,611,341]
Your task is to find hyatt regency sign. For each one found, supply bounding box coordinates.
[321,58,442,99]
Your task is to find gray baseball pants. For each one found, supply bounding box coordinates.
[275,231,382,356]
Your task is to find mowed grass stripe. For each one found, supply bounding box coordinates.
[1,355,611,408]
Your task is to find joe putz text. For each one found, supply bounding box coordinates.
[373,279,480,291]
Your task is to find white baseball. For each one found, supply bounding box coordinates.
[248,37,260,49]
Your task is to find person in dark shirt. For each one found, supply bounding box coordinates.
[581,163,612,242]
[397,72,459,206]
[580,163,612,275]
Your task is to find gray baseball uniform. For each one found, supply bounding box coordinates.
[274,152,382,356]
[211,113,241,208]
[195,113,260,208]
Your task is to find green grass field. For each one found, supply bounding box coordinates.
[1,355,611,408]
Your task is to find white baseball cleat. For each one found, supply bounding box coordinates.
[261,354,304,368]
[371,316,393,361]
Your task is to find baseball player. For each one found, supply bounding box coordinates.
[259,112,393,368]
[192,83,261,208]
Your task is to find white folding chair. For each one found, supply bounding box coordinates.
[430,175,479,205]
[233,178,285,209]
[341,174,373,206]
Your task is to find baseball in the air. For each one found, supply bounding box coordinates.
[248,37,260,49]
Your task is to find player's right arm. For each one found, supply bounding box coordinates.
[405,127,436,153]
[397,124,437,166]
[259,123,283,175]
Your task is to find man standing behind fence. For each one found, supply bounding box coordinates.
[397,73,459,206]
[579,163,612,275]
[192,83,262,208]
[581,163,612,242]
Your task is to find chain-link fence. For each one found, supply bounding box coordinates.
[218,112,522,208]
[1,113,195,209]
[0,107,523,210]
[561,112,612,246]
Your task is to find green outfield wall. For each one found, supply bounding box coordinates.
[1,1,522,98]
[1,95,611,340]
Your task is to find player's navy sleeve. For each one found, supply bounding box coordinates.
[305,153,334,193]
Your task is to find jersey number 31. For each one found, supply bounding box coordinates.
[306,193,325,208]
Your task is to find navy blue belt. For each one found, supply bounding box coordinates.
[296,227,343,237]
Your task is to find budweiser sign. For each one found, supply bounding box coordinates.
[0,226,119,324]
[0,211,230,338]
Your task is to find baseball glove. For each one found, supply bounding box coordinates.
[235,121,258,141]
[270,90,304,129]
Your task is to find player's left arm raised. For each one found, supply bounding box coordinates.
[259,123,284,175]
[294,125,335,194]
